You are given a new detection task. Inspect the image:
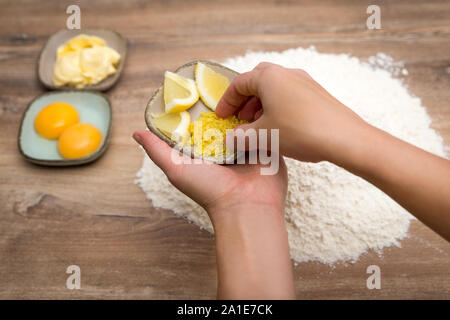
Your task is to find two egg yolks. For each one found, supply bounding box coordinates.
[34,102,102,159]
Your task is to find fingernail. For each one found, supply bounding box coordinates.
[133,133,142,145]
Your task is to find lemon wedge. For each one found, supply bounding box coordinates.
[164,71,199,114]
[195,62,230,111]
[152,111,191,145]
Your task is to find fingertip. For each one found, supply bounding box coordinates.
[215,100,235,118]
[133,130,157,145]
[134,130,180,174]
[216,70,259,118]
[133,130,144,145]
[136,130,167,150]
[254,108,264,120]
[215,108,225,118]
[133,130,168,157]
[238,96,261,121]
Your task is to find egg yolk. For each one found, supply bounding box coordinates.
[58,123,102,159]
[34,102,79,139]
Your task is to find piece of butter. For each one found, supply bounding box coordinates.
[56,34,106,59]
[53,51,85,86]
[53,34,120,88]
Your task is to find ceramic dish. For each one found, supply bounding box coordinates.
[18,91,112,166]
[145,60,242,164]
[38,29,127,91]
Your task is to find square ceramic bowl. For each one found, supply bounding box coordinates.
[19,91,112,166]
[38,29,127,91]
[145,60,241,164]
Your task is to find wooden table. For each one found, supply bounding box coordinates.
[1,0,449,299]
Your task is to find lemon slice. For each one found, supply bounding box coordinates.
[195,62,230,111]
[152,111,191,145]
[164,71,199,114]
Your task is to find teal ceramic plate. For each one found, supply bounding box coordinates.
[19,91,112,166]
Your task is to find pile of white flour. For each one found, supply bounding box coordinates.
[136,47,446,265]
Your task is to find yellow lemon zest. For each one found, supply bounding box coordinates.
[195,62,230,111]
[189,111,247,157]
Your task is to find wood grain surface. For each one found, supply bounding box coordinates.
[0,0,449,299]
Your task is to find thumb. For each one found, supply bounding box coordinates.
[133,130,182,175]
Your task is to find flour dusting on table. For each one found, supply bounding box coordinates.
[136,46,446,265]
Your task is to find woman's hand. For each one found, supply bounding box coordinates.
[217,62,450,242]
[216,62,368,163]
[133,130,295,299]
[133,130,287,220]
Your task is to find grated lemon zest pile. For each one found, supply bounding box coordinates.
[189,112,247,157]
